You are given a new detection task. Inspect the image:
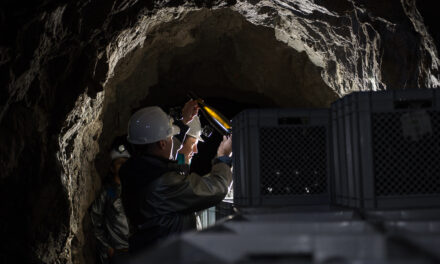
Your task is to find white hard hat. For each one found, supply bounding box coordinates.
[186,115,204,142]
[110,144,131,160]
[127,106,180,144]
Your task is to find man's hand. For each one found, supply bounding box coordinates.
[217,135,232,157]
[182,99,200,125]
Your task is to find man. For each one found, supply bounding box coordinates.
[176,115,218,230]
[176,115,204,165]
[90,137,131,264]
[120,102,233,254]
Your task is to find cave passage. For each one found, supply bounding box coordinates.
[84,9,338,261]
[9,0,440,262]
[97,8,338,176]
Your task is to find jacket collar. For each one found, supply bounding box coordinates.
[138,155,189,175]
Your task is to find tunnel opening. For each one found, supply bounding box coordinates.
[2,1,440,263]
[97,7,337,176]
[83,7,338,262]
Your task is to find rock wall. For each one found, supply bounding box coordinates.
[0,0,438,263]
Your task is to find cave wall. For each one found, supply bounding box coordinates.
[0,0,439,263]
[99,8,337,157]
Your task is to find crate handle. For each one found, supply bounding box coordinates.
[278,117,309,125]
[394,99,432,109]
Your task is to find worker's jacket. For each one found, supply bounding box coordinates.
[119,155,232,252]
[89,181,129,263]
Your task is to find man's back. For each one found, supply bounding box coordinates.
[120,154,232,252]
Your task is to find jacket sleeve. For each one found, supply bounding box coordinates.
[89,189,111,250]
[155,162,233,213]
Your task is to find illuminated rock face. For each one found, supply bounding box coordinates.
[0,0,438,263]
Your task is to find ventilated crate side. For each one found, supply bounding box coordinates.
[371,90,440,208]
[232,110,261,207]
[340,90,440,209]
[331,104,341,205]
[232,109,331,207]
[347,94,364,208]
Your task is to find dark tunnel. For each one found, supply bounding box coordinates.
[1,0,440,263]
[94,8,339,185]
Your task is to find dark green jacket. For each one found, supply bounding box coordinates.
[90,181,129,263]
[119,155,232,252]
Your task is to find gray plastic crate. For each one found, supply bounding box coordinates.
[134,233,387,264]
[332,99,350,206]
[241,211,357,222]
[332,89,440,209]
[215,199,235,221]
[384,221,440,234]
[222,221,377,235]
[365,209,440,221]
[232,109,331,207]
[404,235,440,261]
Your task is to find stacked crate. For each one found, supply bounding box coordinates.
[232,109,332,207]
[332,89,440,209]
[135,91,440,263]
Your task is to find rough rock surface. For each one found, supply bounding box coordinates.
[0,0,439,263]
